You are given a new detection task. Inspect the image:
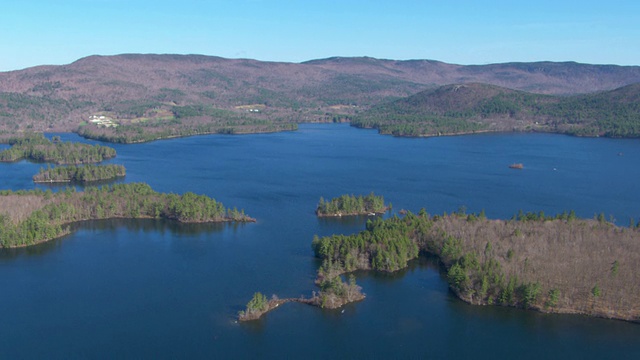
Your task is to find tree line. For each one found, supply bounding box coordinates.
[77,107,298,144]
[0,183,254,248]
[33,164,126,183]
[311,208,640,321]
[316,193,388,216]
[0,133,116,164]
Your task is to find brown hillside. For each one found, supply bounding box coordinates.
[0,54,639,135]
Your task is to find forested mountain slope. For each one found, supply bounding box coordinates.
[1,54,639,139]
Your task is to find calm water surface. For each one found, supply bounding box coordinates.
[1,124,639,359]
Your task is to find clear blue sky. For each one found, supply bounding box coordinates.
[2,0,639,71]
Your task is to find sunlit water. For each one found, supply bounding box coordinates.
[1,124,639,358]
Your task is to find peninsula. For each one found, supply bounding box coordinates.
[311,209,640,322]
[0,183,254,248]
[351,83,640,138]
[0,133,116,164]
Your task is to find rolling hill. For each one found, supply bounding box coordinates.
[0,54,639,141]
[352,83,640,137]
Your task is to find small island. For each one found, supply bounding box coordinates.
[33,164,126,183]
[238,293,315,322]
[316,193,388,217]
[0,133,116,164]
[238,269,365,322]
[0,183,254,248]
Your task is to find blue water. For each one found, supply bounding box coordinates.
[1,124,639,359]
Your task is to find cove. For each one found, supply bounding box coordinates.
[1,124,639,358]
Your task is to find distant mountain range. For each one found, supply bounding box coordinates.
[0,54,639,140]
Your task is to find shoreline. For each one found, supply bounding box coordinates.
[75,125,299,144]
[316,208,388,217]
[0,183,257,249]
[33,176,123,184]
[4,215,257,249]
[350,124,640,140]
[3,122,637,146]
[310,212,640,324]
[450,280,640,324]
[238,292,366,322]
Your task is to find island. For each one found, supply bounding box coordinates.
[0,183,254,248]
[33,164,126,183]
[238,269,365,322]
[0,133,116,164]
[316,193,388,217]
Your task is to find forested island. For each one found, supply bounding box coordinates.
[311,209,640,322]
[0,133,116,164]
[316,193,388,217]
[33,164,126,183]
[0,183,254,248]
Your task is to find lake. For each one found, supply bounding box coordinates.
[1,124,639,359]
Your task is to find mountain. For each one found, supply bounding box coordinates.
[0,54,639,140]
[352,83,640,137]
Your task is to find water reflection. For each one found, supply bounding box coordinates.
[0,235,67,260]
[0,218,245,260]
[316,214,380,227]
[361,255,440,284]
[69,218,232,236]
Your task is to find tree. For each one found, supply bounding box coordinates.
[611,260,619,276]
[246,292,268,313]
[546,289,560,308]
[520,282,541,309]
[448,263,468,290]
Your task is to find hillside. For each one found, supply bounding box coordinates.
[1,54,640,141]
[352,83,640,138]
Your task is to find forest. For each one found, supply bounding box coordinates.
[76,108,298,144]
[33,164,126,183]
[0,183,254,248]
[316,193,388,216]
[311,209,640,322]
[351,83,640,138]
[0,133,116,164]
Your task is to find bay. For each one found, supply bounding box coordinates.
[1,124,639,359]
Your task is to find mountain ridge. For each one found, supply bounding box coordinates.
[352,82,640,138]
[1,54,639,138]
